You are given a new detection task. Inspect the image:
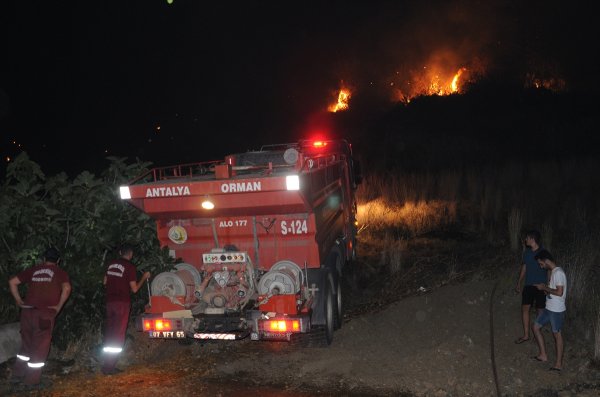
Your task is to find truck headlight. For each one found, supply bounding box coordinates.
[119,186,131,200]
[286,175,300,191]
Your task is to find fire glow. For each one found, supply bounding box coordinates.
[328,87,351,113]
[525,73,566,92]
[394,66,470,103]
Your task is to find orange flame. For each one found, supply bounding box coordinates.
[393,65,474,104]
[328,88,351,112]
[425,67,467,96]
[451,67,466,92]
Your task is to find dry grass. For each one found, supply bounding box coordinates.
[558,234,600,359]
[596,307,600,362]
[355,159,600,356]
[507,208,522,251]
[357,157,600,243]
[541,221,553,252]
[378,232,406,274]
[357,198,457,237]
[562,235,598,315]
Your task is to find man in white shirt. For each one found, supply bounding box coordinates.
[532,249,567,371]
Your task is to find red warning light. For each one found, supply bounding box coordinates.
[313,141,328,148]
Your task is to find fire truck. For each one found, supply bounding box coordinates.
[119,138,361,346]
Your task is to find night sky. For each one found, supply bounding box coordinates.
[1,1,598,176]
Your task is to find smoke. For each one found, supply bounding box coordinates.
[283,0,596,117]
[342,1,505,101]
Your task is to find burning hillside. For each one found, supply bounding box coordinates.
[325,50,570,113]
[328,85,352,113]
[392,66,472,103]
[390,57,483,103]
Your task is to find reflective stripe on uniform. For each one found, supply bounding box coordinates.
[103,346,123,354]
[17,354,30,361]
[27,362,45,368]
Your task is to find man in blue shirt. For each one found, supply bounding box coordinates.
[514,230,547,344]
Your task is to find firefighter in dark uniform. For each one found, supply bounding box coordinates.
[8,247,71,388]
[101,243,150,375]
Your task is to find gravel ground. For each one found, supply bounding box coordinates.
[3,277,599,397]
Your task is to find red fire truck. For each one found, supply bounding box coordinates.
[119,138,361,346]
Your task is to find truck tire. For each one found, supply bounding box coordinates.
[330,246,344,330]
[333,271,343,330]
[311,273,335,347]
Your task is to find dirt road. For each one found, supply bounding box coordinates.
[3,277,599,396]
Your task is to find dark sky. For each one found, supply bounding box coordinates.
[1,0,598,176]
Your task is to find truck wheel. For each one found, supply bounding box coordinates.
[331,246,344,330]
[325,273,335,344]
[334,275,343,330]
[310,274,335,347]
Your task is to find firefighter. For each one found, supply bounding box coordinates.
[101,243,150,375]
[8,247,71,389]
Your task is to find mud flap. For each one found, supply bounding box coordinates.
[306,268,328,326]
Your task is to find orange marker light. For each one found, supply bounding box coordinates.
[155,319,171,331]
[267,320,300,333]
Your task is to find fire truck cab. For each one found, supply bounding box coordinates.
[119,138,361,346]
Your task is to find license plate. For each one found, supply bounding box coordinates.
[260,331,293,340]
[149,331,186,338]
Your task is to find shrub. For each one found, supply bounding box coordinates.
[0,153,176,350]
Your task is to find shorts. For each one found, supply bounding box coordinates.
[522,285,546,309]
[535,309,565,333]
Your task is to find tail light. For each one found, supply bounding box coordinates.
[265,319,300,333]
[143,320,152,331]
[143,318,172,331]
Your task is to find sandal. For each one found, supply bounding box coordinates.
[514,337,529,344]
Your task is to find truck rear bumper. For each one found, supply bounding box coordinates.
[251,312,311,341]
[138,310,311,342]
[191,330,250,340]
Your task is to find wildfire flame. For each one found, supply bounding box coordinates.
[450,67,466,93]
[328,87,351,113]
[392,64,475,104]
[420,66,468,97]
